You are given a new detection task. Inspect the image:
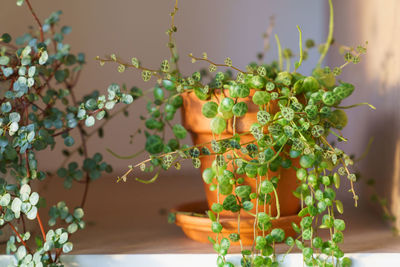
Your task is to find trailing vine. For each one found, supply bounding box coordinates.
[0,1,139,265]
[0,0,377,266]
[98,0,376,266]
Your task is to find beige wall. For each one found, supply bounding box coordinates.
[330,0,400,221]
[1,0,324,174]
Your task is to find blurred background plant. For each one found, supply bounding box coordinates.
[0,0,139,265]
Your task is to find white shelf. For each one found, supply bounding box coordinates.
[1,254,400,267]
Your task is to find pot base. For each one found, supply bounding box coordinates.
[173,201,301,245]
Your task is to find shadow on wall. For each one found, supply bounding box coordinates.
[331,0,400,228]
[361,101,400,222]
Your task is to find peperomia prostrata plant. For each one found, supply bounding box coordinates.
[96,0,378,266]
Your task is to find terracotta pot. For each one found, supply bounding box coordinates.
[181,91,300,219]
[173,201,301,245]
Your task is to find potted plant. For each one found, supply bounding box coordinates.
[97,0,377,266]
[0,0,134,266]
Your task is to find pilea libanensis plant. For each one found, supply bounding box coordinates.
[98,0,375,266]
[0,0,138,266]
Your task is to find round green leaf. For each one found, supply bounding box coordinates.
[202,102,218,118]
[172,124,187,139]
[210,117,226,134]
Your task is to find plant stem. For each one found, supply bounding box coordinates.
[25,0,44,42]
[8,222,30,253]
[36,212,46,242]
[295,25,303,72]
[317,0,334,66]
[320,136,358,206]
[275,34,283,71]
[335,102,376,110]
[106,148,145,160]
[272,186,280,220]
[168,0,180,73]
[67,85,91,208]
[188,54,247,74]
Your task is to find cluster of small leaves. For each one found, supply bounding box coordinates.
[96,0,371,266]
[114,51,363,265]
[0,2,140,265]
[48,201,85,234]
[184,48,371,265]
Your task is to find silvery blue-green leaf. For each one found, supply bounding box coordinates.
[11,198,22,214]
[9,122,19,134]
[21,46,31,57]
[98,95,106,102]
[21,56,31,66]
[61,26,72,35]
[27,77,35,87]
[0,56,10,65]
[85,116,95,127]
[27,131,35,142]
[48,218,56,227]
[27,206,37,220]
[13,80,28,93]
[55,228,63,236]
[107,83,120,97]
[9,112,21,123]
[43,241,53,252]
[59,232,68,244]
[0,193,11,206]
[96,110,106,120]
[78,220,85,229]
[64,136,74,146]
[16,245,27,260]
[122,94,133,104]
[4,208,14,221]
[33,251,42,264]
[21,202,31,213]
[22,232,31,241]
[39,51,48,65]
[2,67,13,77]
[22,253,32,264]
[107,90,116,100]
[73,208,84,219]
[28,66,36,77]
[65,214,73,223]
[77,109,86,119]
[1,102,12,113]
[0,218,4,226]
[20,193,29,202]
[16,0,25,6]
[62,242,73,253]
[45,230,54,241]
[18,67,27,76]
[20,184,31,195]
[67,222,78,234]
[18,76,27,85]
[29,192,39,205]
[105,101,115,110]
[67,118,77,128]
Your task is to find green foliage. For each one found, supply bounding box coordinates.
[92,0,373,266]
[0,3,138,265]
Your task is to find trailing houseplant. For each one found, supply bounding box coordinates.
[0,0,137,266]
[96,0,378,266]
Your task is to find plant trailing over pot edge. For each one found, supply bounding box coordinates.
[96,0,379,266]
[94,0,379,266]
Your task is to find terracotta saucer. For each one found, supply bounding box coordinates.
[172,201,301,245]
